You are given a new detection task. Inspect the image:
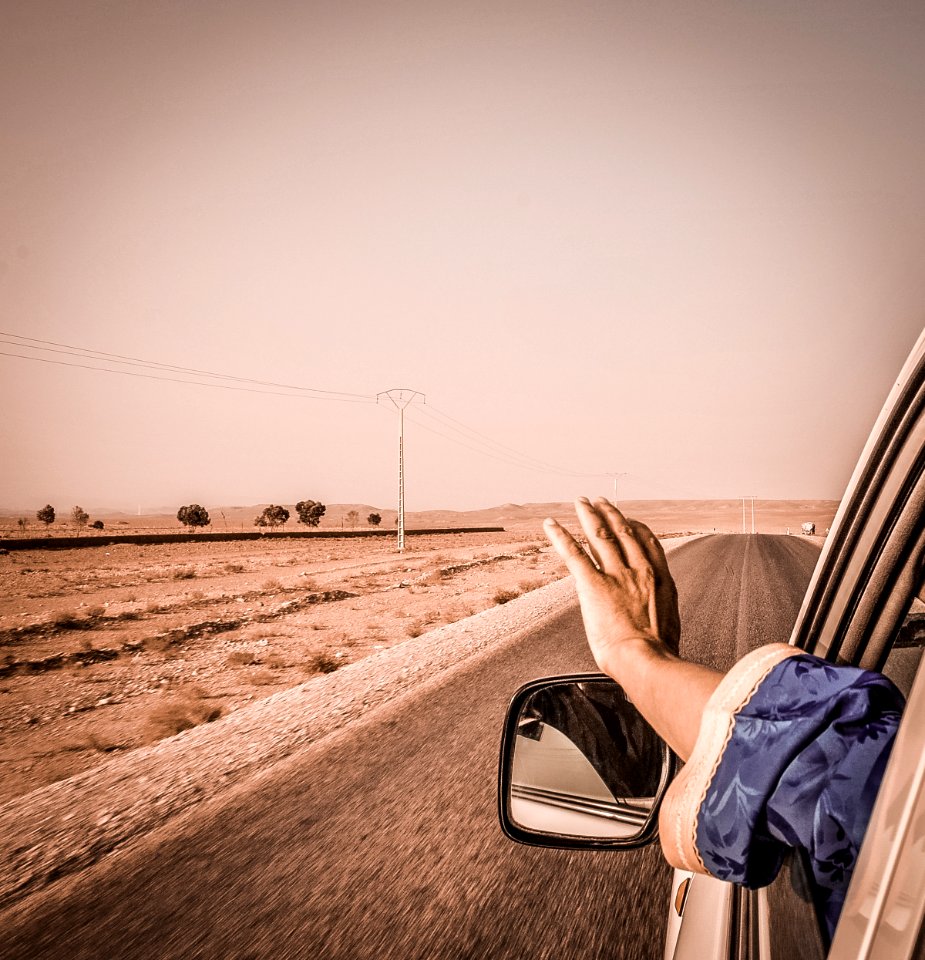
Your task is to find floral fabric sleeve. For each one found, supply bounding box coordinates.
[659,643,904,939]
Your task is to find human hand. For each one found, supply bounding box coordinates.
[544,497,680,677]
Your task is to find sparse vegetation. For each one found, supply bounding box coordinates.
[254,505,290,528]
[306,652,341,673]
[147,689,222,739]
[517,578,545,594]
[0,524,571,804]
[493,588,520,605]
[295,499,326,527]
[177,504,211,530]
[48,610,87,630]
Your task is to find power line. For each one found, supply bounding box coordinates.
[0,332,375,402]
[404,410,607,479]
[0,350,376,403]
[418,403,599,476]
[1,329,640,486]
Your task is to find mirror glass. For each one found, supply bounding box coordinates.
[508,680,664,840]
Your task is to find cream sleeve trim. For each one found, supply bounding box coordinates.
[658,643,801,874]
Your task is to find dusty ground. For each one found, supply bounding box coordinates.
[0,497,838,806]
[0,529,566,804]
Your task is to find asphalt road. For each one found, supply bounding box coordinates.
[0,534,821,960]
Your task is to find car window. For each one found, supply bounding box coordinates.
[883,597,925,698]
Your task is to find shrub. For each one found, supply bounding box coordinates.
[171,566,197,580]
[91,520,104,530]
[405,620,425,638]
[306,652,341,673]
[517,578,545,594]
[224,563,246,574]
[49,610,84,630]
[148,694,222,739]
[493,589,520,605]
[262,578,283,593]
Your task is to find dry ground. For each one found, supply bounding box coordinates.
[0,530,564,804]
[0,498,837,805]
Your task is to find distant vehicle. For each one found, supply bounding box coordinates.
[497,328,925,959]
[801,521,816,535]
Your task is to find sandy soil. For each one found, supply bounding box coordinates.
[0,529,566,804]
[0,498,837,806]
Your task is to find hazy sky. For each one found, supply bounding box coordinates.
[2,0,924,512]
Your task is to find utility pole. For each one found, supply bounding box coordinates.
[751,496,756,535]
[742,497,746,534]
[608,472,628,504]
[377,389,425,553]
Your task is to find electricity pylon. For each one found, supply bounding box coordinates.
[377,389,425,552]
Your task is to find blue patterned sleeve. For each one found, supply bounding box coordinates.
[659,643,904,941]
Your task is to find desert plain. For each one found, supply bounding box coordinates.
[0,499,837,805]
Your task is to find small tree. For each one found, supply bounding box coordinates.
[254,505,290,528]
[16,517,27,535]
[36,504,55,528]
[345,509,359,529]
[367,512,382,527]
[295,500,326,528]
[177,504,211,530]
[72,506,90,531]
[91,519,104,530]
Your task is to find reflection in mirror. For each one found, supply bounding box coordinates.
[510,681,663,840]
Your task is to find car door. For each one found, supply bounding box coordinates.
[669,328,925,960]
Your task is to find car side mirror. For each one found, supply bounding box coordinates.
[498,674,675,849]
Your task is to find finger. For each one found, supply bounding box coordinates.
[574,497,627,569]
[594,498,650,569]
[629,519,681,651]
[543,517,601,582]
[628,519,674,589]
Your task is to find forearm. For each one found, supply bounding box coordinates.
[600,636,722,760]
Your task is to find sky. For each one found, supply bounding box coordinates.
[1,0,924,513]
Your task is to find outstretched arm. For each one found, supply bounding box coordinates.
[544,497,720,760]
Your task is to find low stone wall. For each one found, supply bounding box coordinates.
[0,527,505,552]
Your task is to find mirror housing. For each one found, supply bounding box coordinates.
[498,674,675,849]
